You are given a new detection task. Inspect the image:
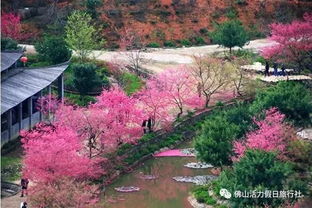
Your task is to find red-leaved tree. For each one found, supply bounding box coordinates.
[261,13,312,73]
[232,108,290,161]
[1,12,31,41]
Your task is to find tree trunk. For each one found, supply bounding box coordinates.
[177,108,183,119]
[204,94,211,108]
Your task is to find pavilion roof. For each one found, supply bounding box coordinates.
[1,63,69,114]
[1,51,23,72]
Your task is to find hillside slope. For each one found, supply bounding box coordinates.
[2,0,312,47]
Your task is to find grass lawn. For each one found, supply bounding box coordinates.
[1,142,23,182]
[1,156,22,182]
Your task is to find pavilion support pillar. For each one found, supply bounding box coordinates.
[57,73,64,100]
[8,109,12,141]
[39,90,43,121]
[28,97,33,129]
[18,103,22,131]
[48,85,52,96]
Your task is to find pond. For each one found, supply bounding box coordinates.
[102,142,213,208]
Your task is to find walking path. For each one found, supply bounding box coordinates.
[1,180,27,208]
[20,39,276,73]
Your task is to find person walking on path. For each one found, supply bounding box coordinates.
[20,178,29,197]
[264,61,270,76]
[281,65,286,76]
[20,202,28,208]
[273,62,278,76]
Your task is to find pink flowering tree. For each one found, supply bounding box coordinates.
[232,108,290,161]
[28,177,100,208]
[261,13,312,73]
[52,88,144,158]
[92,87,144,145]
[36,94,60,122]
[21,123,103,183]
[146,66,204,119]
[135,81,173,131]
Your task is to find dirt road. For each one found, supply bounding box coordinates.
[20,39,275,73]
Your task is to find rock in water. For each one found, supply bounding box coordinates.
[172,175,217,185]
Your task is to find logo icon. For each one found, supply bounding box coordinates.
[220,188,232,199]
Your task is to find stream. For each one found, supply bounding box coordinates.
[102,142,213,208]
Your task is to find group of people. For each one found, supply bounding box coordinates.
[264,61,287,76]
[142,118,153,134]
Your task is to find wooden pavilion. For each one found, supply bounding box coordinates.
[1,51,69,146]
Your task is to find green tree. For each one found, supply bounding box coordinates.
[218,150,307,207]
[65,11,104,60]
[35,35,72,64]
[1,37,20,51]
[210,20,249,54]
[221,103,253,139]
[73,63,102,96]
[194,115,239,167]
[251,81,312,126]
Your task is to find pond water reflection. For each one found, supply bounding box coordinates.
[102,144,213,208]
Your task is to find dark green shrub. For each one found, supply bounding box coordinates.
[193,186,216,205]
[194,115,239,166]
[65,93,96,106]
[117,143,133,156]
[96,67,110,89]
[1,37,20,51]
[35,35,72,64]
[146,42,160,48]
[72,63,102,95]
[199,28,208,34]
[193,36,206,45]
[180,39,191,47]
[138,132,156,143]
[250,81,312,126]
[235,0,247,5]
[226,8,238,19]
[217,149,307,207]
[219,103,253,139]
[85,0,102,18]
[215,101,224,107]
[164,40,176,47]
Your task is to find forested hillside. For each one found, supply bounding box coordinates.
[2,0,312,47]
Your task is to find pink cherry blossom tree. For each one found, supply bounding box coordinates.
[146,66,204,119]
[135,81,173,131]
[28,177,100,208]
[92,87,144,145]
[21,123,103,183]
[261,13,312,73]
[36,94,59,115]
[232,108,290,161]
[52,88,144,158]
